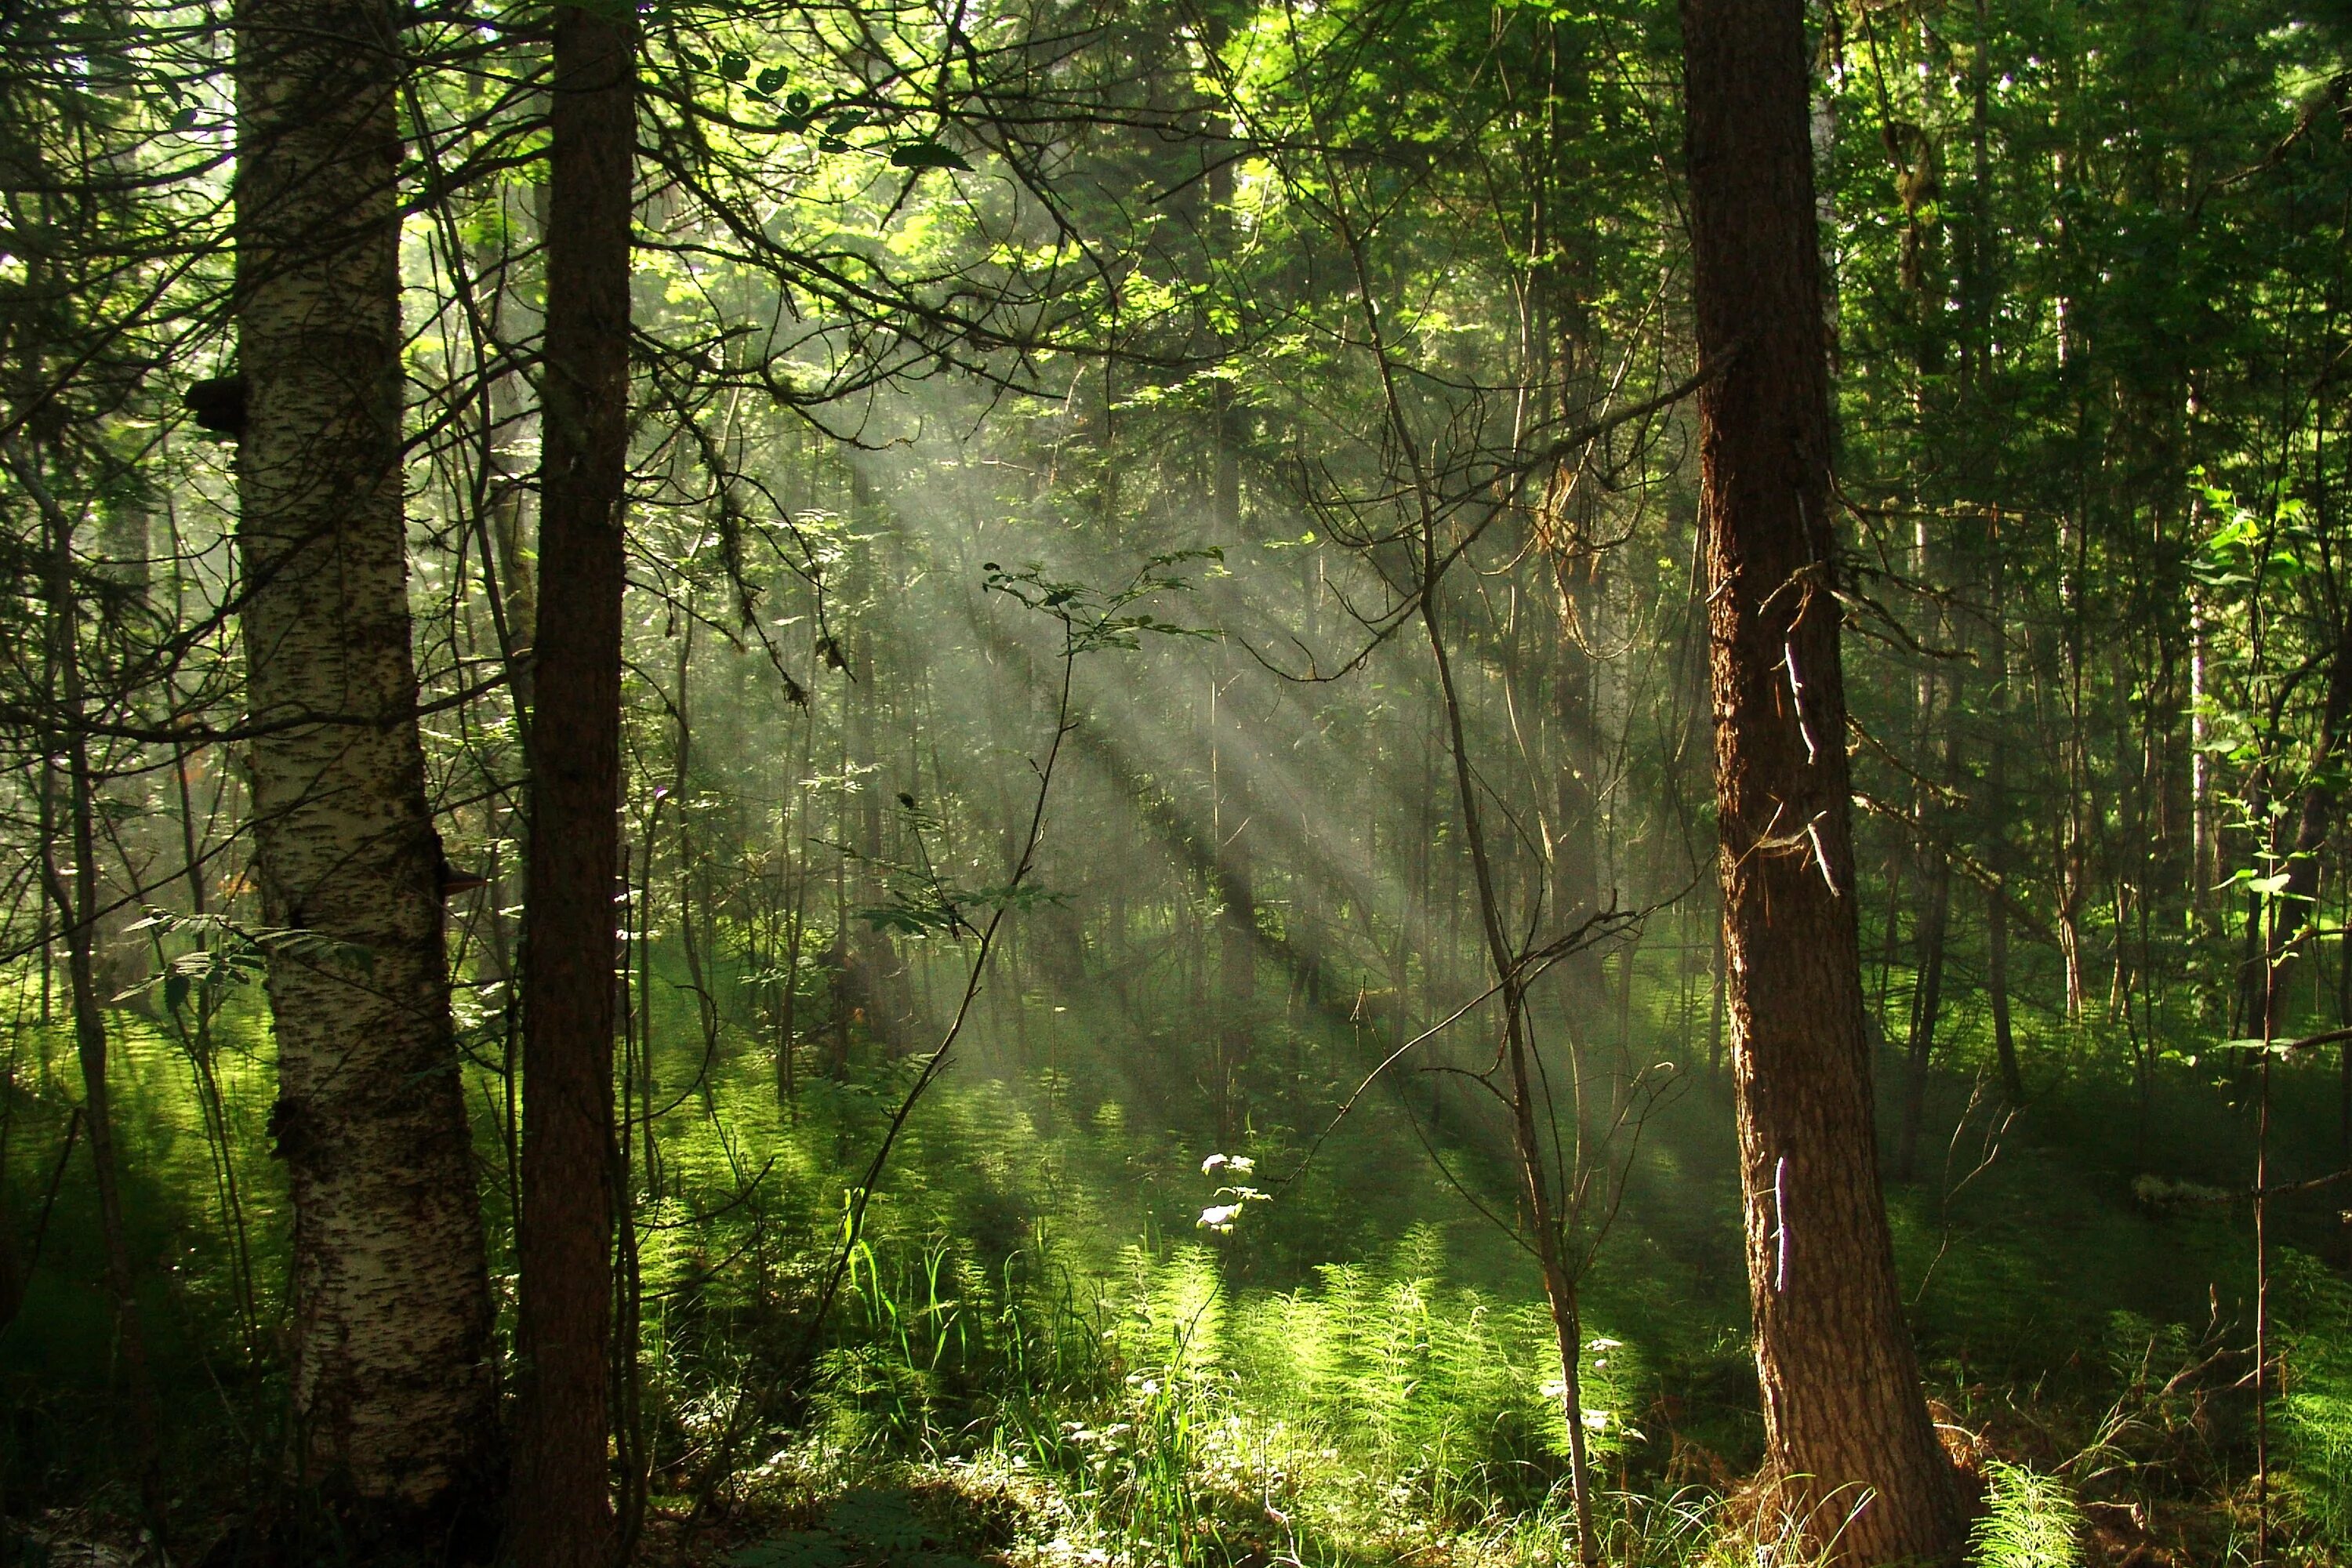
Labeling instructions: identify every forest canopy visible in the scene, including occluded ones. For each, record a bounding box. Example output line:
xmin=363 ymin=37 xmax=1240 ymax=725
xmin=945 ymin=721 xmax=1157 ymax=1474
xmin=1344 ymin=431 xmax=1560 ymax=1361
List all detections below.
xmin=5 ymin=0 xmax=2352 ymax=1565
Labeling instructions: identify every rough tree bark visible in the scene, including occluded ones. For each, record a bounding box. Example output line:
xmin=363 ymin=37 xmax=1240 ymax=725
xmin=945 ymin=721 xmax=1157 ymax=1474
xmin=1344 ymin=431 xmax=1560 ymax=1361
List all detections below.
xmin=232 ymin=0 xmax=497 ymax=1535
xmin=1679 ymin=0 xmax=1963 ymax=1559
xmin=514 ymin=5 xmax=635 ymax=1566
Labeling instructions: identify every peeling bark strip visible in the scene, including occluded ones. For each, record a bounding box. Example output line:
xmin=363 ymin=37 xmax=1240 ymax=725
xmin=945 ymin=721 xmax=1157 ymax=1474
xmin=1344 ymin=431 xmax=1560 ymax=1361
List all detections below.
xmin=233 ymin=0 xmax=498 ymax=1532
xmin=514 ymin=6 xmax=636 ymax=1567
xmin=1678 ymin=0 xmax=1963 ymax=1562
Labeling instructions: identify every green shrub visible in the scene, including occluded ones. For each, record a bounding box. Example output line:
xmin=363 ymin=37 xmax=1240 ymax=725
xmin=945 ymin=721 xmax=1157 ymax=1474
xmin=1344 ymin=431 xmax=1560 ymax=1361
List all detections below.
xmin=1966 ymin=1462 xmax=2083 ymax=1568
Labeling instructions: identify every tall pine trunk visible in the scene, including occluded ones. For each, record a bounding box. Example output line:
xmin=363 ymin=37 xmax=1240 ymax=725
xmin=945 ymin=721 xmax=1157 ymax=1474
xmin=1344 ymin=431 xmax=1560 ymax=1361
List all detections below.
xmin=233 ymin=0 xmax=496 ymax=1533
xmin=1679 ymin=0 xmax=1961 ymax=1558
xmin=514 ymin=6 xmax=635 ymax=1566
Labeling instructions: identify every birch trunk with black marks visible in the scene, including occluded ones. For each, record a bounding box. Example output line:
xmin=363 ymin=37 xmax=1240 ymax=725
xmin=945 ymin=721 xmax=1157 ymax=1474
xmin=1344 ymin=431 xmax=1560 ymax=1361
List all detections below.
xmin=233 ymin=0 xmax=497 ymax=1534
xmin=1679 ymin=0 xmax=1962 ymax=1558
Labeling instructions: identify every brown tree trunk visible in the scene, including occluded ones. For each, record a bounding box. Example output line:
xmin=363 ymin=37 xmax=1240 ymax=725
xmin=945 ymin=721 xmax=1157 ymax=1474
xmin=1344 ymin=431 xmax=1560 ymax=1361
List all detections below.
xmin=1214 ymin=677 xmax=1254 ymax=1145
xmin=53 ymin=724 xmax=168 ymax=1544
xmin=514 ymin=7 xmax=634 ymax=1567
xmin=1896 ymin=851 xmax=1951 ymax=1182
xmin=1552 ymin=564 xmax=1606 ymax=1017
xmin=2240 ymin=612 xmax=2352 ymax=1036
xmin=20 ymin=446 xmax=167 ymax=1540
xmin=1985 ymin=532 xmax=2024 ymax=1105
xmin=1207 ymin=101 xmax=1253 ymax=1127
xmin=1679 ymin=0 xmax=1962 ymax=1559
xmin=844 ymin=603 xmax=911 ymax=1051
xmin=2340 ymin=909 xmax=2352 ymax=1183
xmin=233 ymin=0 xmax=498 ymax=1534
xmin=1215 ymin=808 xmax=1254 ymax=1141
xmin=488 ymin=352 xmax=541 ymax=737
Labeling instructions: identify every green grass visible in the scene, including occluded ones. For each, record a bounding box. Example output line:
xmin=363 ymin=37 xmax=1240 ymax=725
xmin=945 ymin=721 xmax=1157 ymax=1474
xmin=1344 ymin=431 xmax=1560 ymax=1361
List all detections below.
xmin=9 ymin=934 xmax=2352 ymax=1565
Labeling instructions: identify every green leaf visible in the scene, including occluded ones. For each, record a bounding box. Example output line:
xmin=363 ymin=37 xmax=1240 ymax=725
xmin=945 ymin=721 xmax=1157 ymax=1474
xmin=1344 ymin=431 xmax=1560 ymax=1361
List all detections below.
xmin=889 ymin=140 xmax=972 ymax=172
xmin=755 ymin=64 xmax=789 ymax=95
xmin=858 ymin=903 xmax=946 ymax=935
xmin=719 ymin=51 xmax=750 ymax=82
xmin=169 ymin=105 xmax=198 ymax=130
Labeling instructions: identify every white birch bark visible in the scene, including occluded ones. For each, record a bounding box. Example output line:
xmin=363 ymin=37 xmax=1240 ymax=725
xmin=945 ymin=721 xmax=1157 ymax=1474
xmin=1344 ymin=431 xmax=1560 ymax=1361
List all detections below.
xmin=234 ymin=0 xmax=497 ymax=1516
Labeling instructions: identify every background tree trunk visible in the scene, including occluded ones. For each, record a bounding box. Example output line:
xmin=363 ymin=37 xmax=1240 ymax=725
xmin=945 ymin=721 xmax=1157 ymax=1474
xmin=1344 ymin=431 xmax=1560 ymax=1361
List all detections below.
xmin=1896 ymin=849 xmax=1951 ymax=1182
xmin=1985 ymin=531 xmax=2024 ymax=1104
xmin=514 ymin=6 xmax=635 ymax=1566
xmin=1214 ymin=677 xmax=1254 ymax=1145
xmin=2239 ymin=609 xmax=2352 ymax=1036
xmin=1207 ymin=97 xmax=1254 ymax=1142
xmin=233 ymin=0 xmax=497 ymax=1534
xmin=1679 ymin=0 xmax=1962 ymax=1558
xmin=18 ymin=445 xmax=169 ymax=1539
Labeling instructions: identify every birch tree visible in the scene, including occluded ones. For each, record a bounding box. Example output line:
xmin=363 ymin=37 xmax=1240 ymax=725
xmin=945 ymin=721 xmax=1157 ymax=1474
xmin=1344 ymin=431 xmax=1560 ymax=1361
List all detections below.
xmin=233 ymin=0 xmax=497 ymax=1535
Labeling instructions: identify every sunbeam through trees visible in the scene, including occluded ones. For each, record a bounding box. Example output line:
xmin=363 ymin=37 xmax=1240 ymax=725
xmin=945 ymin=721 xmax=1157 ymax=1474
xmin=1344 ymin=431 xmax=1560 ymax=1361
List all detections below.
xmin=9 ymin=1 xmax=2352 ymax=1565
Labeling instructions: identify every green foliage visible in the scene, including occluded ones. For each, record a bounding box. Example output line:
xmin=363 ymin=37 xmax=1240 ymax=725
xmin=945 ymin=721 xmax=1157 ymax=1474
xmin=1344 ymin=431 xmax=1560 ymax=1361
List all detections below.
xmin=773 ymin=1219 xmax=1660 ymax=1567
xmin=1966 ymin=1465 xmax=2084 ymax=1568
xmin=2275 ymin=1250 xmax=2352 ymax=1552
xmin=20 ymin=0 xmax=2352 ymax=1560
xmin=1225 ymin=1231 xmax=1640 ymax=1510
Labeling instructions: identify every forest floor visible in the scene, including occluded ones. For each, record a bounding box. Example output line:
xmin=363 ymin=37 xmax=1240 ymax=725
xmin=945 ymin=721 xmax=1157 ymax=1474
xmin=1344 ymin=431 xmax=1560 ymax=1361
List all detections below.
xmin=6 ymin=976 xmax=2352 ymax=1566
